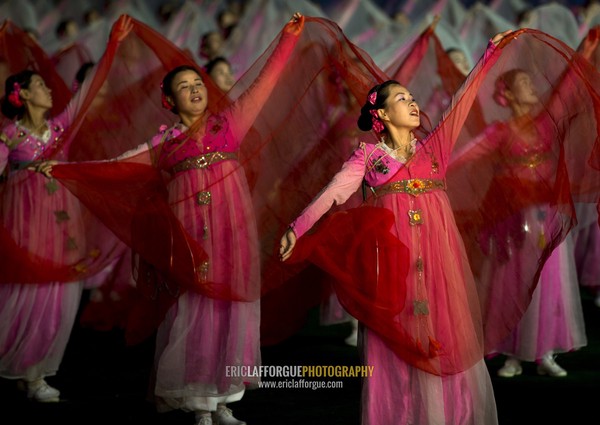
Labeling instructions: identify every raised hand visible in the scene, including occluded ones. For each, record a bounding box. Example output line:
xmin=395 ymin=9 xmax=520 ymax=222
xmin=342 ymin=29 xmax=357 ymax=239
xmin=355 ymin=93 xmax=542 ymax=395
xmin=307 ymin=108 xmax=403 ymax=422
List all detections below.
xmin=286 ymin=12 xmax=304 ymax=36
xmin=491 ymin=29 xmax=516 ymax=47
xmin=111 ymin=14 xmax=134 ymax=43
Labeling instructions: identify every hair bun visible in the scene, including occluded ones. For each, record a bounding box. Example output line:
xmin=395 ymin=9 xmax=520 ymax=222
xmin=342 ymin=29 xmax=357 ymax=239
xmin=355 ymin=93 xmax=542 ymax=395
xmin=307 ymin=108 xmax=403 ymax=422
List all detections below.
xmin=357 ymin=106 xmax=374 ymax=131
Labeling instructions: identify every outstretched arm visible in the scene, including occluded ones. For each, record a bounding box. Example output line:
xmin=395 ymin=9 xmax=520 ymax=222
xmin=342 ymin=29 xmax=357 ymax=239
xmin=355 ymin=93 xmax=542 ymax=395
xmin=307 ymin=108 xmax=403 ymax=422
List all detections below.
xmin=228 ymin=13 xmax=304 ymax=142
xmin=54 ymin=16 xmax=134 ymax=131
xmin=432 ymin=29 xmax=513 ymax=158
xmin=280 ymin=145 xmax=366 ymax=261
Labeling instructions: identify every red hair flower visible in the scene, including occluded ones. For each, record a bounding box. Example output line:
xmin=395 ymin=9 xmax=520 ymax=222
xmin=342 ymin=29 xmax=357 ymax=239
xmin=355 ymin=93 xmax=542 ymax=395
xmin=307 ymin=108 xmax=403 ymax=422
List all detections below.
xmin=367 ymin=91 xmax=384 ymax=133
xmin=8 ymin=82 xmax=22 ymax=108
xmin=160 ymin=82 xmax=172 ymax=110
xmin=368 ymin=92 xmax=377 ymax=105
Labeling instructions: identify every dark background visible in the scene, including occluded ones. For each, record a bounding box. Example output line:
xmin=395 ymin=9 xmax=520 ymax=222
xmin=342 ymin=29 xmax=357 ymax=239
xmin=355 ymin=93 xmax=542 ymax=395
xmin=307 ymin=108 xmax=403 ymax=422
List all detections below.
xmin=1 ymin=288 xmax=597 ymax=425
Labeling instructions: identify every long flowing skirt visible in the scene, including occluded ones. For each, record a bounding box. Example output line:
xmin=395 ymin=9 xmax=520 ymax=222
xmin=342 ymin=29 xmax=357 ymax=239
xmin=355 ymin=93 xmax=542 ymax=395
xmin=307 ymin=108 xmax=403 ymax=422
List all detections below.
xmin=0 ymin=171 xmax=85 ymax=381
xmin=153 ymin=163 xmax=261 ymax=412
xmin=493 ymin=234 xmax=587 ymax=360
xmin=361 ymin=328 xmax=498 ymax=425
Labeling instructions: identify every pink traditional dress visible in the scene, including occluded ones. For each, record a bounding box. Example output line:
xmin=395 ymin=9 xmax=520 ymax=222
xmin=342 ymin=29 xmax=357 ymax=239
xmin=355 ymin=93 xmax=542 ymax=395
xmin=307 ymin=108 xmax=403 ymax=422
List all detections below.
xmin=0 ymin=19 xmax=122 ymax=386
xmin=148 ymin=118 xmax=261 ymax=412
xmin=290 ymin=138 xmax=498 ymax=424
xmin=469 ymin=120 xmax=588 ymax=361
xmin=0 ymin=104 xmax=87 ymax=382
xmin=99 ymin=22 xmax=303 ymax=413
xmin=572 ymin=26 xmax=600 ymax=302
xmin=573 ymin=202 xmax=600 ymax=300
xmin=288 ymin=43 xmax=501 ymax=425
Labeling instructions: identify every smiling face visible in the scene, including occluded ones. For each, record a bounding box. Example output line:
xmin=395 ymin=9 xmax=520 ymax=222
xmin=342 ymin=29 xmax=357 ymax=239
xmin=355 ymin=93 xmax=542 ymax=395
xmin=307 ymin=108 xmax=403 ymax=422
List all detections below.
xmin=23 ymin=74 xmax=53 ymax=110
xmin=378 ymin=84 xmax=420 ymax=131
xmin=169 ymin=69 xmax=208 ymax=118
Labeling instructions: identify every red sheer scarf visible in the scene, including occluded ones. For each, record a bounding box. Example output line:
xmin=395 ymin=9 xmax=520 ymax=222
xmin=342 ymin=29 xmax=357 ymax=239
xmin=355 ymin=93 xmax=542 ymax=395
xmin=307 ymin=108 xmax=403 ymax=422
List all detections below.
xmin=48 ymin=15 xmax=234 ymax=343
xmin=580 ymin=26 xmax=600 ymax=225
xmin=385 ymin=20 xmax=469 ymax=132
xmin=447 ymin=29 xmax=600 ymax=353
xmin=274 ymin=28 xmax=600 ymax=374
xmin=0 ymin=20 xmax=71 ymax=124
xmin=48 ymin=15 xmax=382 ymax=343
xmin=38 ymin=17 xmax=600 ymax=372
xmin=241 ymin=19 xmax=390 ymax=346
xmin=51 ymin=42 xmax=94 ymax=89
xmin=0 ymin=20 xmax=96 ymax=284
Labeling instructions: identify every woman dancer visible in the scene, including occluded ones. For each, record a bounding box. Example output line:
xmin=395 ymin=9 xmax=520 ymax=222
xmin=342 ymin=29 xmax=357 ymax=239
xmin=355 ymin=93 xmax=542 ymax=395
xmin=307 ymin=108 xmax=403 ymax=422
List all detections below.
xmin=280 ymin=29 xmax=513 ymax=424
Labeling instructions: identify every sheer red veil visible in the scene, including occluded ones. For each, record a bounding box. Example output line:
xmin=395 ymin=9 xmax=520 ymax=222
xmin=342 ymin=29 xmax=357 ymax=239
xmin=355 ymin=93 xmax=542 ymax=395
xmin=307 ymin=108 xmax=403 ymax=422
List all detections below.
xmin=12 ymin=15 xmax=598 ymax=371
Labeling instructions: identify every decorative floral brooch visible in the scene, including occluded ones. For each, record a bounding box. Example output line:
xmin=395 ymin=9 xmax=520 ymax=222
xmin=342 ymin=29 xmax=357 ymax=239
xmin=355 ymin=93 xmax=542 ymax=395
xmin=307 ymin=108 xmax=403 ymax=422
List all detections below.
xmin=373 ymin=157 xmax=389 ymax=174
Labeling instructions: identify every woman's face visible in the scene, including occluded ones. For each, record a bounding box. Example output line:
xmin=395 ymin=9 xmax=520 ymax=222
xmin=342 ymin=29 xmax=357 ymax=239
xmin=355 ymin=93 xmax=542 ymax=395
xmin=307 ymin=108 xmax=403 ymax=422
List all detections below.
xmin=200 ymin=32 xmax=223 ymax=59
xmin=507 ymin=72 xmax=539 ymax=107
xmin=23 ymin=74 xmax=53 ymax=110
xmin=170 ymin=70 xmax=208 ymax=117
xmin=379 ymin=84 xmax=420 ymax=130
xmin=209 ymin=61 xmax=235 ymax=92
xmin=448 ymin=50 xmax=471 ymax=77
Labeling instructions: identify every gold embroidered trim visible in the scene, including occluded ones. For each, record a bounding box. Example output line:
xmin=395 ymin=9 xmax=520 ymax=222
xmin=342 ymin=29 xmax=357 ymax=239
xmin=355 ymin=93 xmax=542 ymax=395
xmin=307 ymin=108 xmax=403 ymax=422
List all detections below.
xmin=45 ymin=179 xmax=59 ymax=194
xmin=510 ymin=152 xmax=552 ymax=169
xmin=413 ymin=300 xmax=429 ymax=316
xmin=171 ymin=151 xmax=238 ymax=174
xmin=371 ymin=178 xmax=445 ymax=197
xmin=198 ymin=260 xmax=209 ymax=282
xmin=408 ymin=209 xmax=424 ymax=226
xmin=196 ymin=191 xmax=211 ymax=205
xmin=54 ymin=210 xmax=70 ymax=223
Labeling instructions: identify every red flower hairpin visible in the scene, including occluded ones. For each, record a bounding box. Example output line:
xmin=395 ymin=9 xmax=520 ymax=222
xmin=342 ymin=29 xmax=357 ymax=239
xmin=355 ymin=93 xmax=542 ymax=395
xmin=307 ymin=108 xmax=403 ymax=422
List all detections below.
xmin=160 ymin=82 xmax=172 ymax=110
xmin=8 ymin=82 xmax=23 ymax=108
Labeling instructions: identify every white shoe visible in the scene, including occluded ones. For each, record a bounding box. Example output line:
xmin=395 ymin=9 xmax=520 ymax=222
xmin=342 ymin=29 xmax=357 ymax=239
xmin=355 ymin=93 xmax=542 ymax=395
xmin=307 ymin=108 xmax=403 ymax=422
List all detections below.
xmin=26 ymin=379 xmax=60 ymax=402
xmin=497 ymin=358 xmax=522 ymax=378
xmin=213 ymin=406 xmax=246 ymax=425
xmin=344 ymin=328 xmax=358 ymax=346
xmin=196 ymin=416 xmax=213 ymax=425
xmin=537 ymin=355 xmax=567 ymax=377
xmin=345 ymin=318 xmax=358 ymax=346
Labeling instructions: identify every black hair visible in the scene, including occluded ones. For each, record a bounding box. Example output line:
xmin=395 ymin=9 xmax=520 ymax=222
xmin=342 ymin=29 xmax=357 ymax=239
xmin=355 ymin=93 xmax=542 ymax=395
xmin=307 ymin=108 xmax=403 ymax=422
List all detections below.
xmin=216 ymin=9 xmax=238 ymax=39
xmin=493 ymin=68 xmax=527 ymax=107
xmin=357 ymin=80 xmax=401 ymax=132
xmin=23 ymin=27 xmax=39 ymax=40
xmin=445 ymin=47 xmax=463 ymax=55
xmin=75 ymin=62 xmax=95 ymax=85
xmin=56 ymin=19 xmax=76 ymax=38
xmin=516 ymin=8 xmax=533 ymax=26
xmin=200 ymin=30 xmax=218 ymax=44
xmin=1 ymin=70 xmax=37 ymax=120
xmin=204 ymin=56 xmax=230 ymax=75
xmin=160 ymin=65 xmax=203 ymax=114
xmin=199 ymin=31 xmax=222 ymax=59
xmin=84 ymin=9 xmax=101 ymax=25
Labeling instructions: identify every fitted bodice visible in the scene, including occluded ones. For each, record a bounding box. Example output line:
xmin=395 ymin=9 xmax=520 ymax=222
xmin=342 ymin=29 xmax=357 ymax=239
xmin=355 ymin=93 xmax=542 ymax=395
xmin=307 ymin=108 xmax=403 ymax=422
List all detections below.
xmin=156 ymin=114 xmax=238 ymax=171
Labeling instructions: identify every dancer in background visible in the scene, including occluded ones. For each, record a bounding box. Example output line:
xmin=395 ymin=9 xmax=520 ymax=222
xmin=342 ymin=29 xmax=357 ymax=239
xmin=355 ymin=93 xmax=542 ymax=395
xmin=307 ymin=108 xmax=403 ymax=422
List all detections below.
xmin=204 ymin=56 xmax=235 ymax=93
xmin=0 ymin=16 xmax=131 ymax=404
xmin=449 ymin=32 xmax=600 ymax=378
xmin=483 ymin=68 xmax=587 ymax=378
xmin=0 ymin=68 xmax=115 ymax=402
